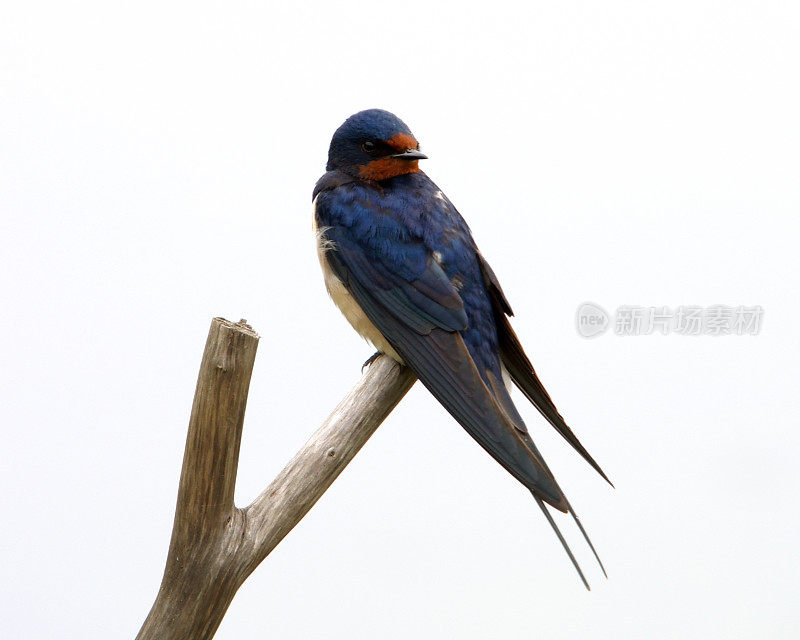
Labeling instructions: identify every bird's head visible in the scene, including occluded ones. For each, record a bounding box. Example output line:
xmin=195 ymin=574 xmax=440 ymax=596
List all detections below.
xmin=326 ymin=109 xmax=427 ymax=181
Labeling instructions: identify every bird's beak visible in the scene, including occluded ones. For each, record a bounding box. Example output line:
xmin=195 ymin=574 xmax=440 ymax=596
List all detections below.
xmin=391 ymin=149 xmax=428 ymax=160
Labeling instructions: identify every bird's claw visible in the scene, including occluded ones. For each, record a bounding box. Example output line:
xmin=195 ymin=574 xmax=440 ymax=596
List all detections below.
xmin=362 ymin=351 xmax=382 ymax=373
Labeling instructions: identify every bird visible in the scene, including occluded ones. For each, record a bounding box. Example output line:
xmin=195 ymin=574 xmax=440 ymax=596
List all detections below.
xmin=312 ymin=108 xmax=610 ymax=588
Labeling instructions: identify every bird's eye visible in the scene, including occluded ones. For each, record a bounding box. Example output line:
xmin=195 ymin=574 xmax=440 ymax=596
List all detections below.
xmin=362 ymin=141 xmax=377 ymax=153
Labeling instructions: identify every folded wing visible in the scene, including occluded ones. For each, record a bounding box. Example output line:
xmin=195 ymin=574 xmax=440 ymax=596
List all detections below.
xmin=321 ymin=225 xmax=569 ymax=511
xmin=477 ymin=253 xmax=612 ymax=485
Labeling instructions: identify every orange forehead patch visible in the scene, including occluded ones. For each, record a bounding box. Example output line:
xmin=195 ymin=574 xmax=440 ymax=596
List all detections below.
xmin=387 ymin=132 xmax=419 ymax=152
xmin=358 ymin=157 xmax=420 ymax=181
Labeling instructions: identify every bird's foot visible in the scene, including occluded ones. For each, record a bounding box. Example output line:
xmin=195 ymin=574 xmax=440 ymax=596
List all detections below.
xmin=362 ymin=351 xmax=382 ymax=372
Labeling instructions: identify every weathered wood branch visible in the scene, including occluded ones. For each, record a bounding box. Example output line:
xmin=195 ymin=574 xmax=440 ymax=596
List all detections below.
xmin=137 ymin=317 xmax=417 ymax=640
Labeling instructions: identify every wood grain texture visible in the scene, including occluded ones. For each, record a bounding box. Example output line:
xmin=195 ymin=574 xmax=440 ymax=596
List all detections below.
xmin=137 ymin=318 xmax=416 ymax=640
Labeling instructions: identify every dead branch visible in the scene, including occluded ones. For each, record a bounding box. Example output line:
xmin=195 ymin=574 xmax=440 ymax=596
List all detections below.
xmin=136 ymin=317 xmax=416 ymax=639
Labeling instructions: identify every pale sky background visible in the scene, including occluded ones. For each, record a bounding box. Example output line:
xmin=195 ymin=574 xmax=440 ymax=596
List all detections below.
xmin=2 ymin=2 xmax=799 ymax=638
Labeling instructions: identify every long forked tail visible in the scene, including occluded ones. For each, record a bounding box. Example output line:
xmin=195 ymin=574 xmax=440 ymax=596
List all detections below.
xmin=566 ymin=498 xmax=607 ymax=578
xmin=475 ymin=252 xmax=609 ymax=585
xmin=532 ymin=478 xmax=609 ymax=591
xmin=486 ymin=364 xmax=608 ymax=587
xmin=534 ymin=494 xmax=590 ymax=590
xmin=533 ymin=493 xmax=607 ymax=589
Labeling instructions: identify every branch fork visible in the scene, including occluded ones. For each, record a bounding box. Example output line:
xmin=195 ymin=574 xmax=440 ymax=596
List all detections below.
xmin=137 ymin=318 xmax=416 ymax=639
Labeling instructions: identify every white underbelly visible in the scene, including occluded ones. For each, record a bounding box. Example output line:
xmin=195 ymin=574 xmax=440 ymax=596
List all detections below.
xmin=313 ymin=202 xmax=404 ymax=363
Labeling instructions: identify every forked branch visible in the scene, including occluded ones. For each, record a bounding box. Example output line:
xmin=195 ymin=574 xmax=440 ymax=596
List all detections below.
xmin=137 ymin=318 xmax=416 ymax=640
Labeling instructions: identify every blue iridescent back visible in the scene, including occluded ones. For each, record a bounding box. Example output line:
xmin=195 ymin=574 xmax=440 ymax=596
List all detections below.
xmin=315 ymin=171 xmax=502 ymax=382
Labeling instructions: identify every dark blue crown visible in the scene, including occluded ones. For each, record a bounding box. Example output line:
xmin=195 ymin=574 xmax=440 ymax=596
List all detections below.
xmin=333 ymin=109 xmax=413 ymax=144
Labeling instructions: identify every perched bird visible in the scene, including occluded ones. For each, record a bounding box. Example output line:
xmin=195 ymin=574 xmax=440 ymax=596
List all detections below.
xmin=313 ymin=109 xmax=610 ymax=588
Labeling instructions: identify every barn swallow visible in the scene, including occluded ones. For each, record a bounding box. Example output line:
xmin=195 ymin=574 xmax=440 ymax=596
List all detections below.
xmin=313 ymin=109 xmax=611 ymax=588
